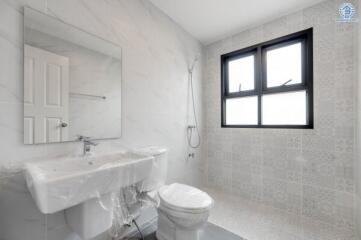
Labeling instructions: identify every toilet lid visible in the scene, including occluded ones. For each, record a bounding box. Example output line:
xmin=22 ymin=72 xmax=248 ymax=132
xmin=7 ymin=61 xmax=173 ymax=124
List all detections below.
xmin=158 ymin=183 xmax=213 ymax=212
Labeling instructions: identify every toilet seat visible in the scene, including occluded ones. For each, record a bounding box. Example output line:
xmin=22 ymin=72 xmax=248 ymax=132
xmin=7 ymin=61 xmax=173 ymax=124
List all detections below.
xmin=158 ymin=183 xmax=213 ymax=214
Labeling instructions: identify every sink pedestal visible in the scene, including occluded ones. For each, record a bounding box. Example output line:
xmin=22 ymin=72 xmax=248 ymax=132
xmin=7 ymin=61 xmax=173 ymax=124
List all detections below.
xmin=65 ymin=194 xmax=113 ymax=239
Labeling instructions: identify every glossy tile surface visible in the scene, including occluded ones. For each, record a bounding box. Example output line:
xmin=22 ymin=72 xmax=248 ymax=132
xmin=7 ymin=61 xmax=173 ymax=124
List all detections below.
xmin=0 ymin=0 xmax=204 ymax=239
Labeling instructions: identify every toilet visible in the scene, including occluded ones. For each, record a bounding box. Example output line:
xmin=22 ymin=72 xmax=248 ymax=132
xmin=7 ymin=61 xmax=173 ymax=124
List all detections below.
xmin=135 ymin=147 xmax=213 ymax=240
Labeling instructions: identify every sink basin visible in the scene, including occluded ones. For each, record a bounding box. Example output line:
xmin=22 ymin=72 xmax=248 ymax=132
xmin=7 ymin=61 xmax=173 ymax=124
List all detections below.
xmin=24 ymin=152 xmax=154 ymax=214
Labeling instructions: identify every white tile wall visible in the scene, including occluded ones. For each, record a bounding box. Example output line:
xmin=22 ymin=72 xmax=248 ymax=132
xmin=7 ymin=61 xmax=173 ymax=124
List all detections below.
xmin=204 ymin=0 xmax=358 ymax=236
xmin=0 ymin=0 xmax=204 ymax=239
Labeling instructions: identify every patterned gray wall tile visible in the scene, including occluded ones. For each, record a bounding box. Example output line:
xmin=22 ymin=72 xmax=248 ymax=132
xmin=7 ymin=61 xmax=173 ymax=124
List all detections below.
xmin=302 ymin=185 xmax=335 ymax=224
xmin=335 ymin=153 xmax=355 ymax=193
xmin=232 ymin=172 xmax=263 ymax=202
xmin=204 ymin=0 xmax=357 ymax=232
xmin=334 ymin=191 xmax=355 ymax=230
xmin=263 ymin=178 xmax=302 ymax=214
xmin=302 ymin=150 xmax=336 ymax=189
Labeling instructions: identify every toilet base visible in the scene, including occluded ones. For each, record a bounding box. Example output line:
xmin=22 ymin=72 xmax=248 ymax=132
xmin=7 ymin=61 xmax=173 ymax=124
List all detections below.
xmin=156 ymin=209 xmax=205 ymax=240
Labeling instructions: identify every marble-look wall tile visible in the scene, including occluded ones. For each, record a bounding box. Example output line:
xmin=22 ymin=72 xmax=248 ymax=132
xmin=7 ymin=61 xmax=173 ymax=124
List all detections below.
xmin=0 ymin=0 xmax=204 ymax=239
xmin=204 ymin=0 xmax=358 ymax=234
xmin=0 ymin=174 xmax=47 ymax=240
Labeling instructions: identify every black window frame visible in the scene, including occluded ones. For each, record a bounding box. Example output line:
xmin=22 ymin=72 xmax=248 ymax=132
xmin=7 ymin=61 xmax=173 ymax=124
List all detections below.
xmin=221 ymin=28 xmax=313 ymax=129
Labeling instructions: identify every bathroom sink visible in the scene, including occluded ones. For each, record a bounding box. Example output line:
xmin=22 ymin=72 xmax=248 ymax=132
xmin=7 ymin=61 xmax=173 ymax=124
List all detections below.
xmin=24 ymin=152 xmax=154 ymax=214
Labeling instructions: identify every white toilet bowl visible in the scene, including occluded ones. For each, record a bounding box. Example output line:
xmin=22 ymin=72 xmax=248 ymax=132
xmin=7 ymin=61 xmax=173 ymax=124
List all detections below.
xmin=156 ymin=183 xmax=213 ymax=240
xmin=133 ymin=147 xmax=213 ymax=240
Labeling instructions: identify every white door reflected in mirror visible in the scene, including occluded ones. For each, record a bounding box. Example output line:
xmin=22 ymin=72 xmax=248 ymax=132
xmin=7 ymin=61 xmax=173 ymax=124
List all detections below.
xmin=24 ymin=45 xmax=70 ymax=144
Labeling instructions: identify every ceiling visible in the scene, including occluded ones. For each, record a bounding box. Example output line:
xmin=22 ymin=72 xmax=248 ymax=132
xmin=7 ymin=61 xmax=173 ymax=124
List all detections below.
xmin=149 ymin=0 xmax=326 ymax=45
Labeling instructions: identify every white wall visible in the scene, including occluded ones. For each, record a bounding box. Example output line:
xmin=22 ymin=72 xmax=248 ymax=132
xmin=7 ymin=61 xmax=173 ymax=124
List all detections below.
xmin=0 ymin=0 xmax=204 ymax=239
xmin=204 ymin=0 xmax=358 ymax=235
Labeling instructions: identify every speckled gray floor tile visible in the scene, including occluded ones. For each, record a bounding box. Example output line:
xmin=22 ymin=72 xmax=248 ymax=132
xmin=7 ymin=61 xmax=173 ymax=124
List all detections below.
xmin=142 ymin=222 xmax=246 ymax=240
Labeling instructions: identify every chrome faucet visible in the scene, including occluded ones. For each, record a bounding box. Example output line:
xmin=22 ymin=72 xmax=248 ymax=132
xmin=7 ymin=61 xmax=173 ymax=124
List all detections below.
xmin=78 ymin=135 xmax=98 ymax=155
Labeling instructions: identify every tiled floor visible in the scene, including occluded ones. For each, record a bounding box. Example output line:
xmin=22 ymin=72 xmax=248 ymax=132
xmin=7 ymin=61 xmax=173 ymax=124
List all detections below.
xmin=143 ymin=222 xmax=244 ymax=240
xmin=204 ymin=188 xmax=357 ymax=240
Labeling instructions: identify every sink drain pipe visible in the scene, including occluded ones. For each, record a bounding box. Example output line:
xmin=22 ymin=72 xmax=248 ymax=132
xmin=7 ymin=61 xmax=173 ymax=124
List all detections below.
xmin=132 ymin=219 xmax=144 ymax=240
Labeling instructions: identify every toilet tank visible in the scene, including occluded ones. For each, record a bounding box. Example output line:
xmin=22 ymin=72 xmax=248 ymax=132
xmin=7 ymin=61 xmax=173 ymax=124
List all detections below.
xmin=134 ymin=146 xmax=168 ymax=192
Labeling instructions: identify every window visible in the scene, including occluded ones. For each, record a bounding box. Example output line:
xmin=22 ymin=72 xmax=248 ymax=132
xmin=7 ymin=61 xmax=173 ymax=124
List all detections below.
xmin=221 ymin=28 xmax=313 ymax=128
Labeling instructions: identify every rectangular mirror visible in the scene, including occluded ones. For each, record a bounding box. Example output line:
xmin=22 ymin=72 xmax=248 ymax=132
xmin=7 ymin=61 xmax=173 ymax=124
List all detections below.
xmin=23 ymin=7 xmax=122 ymax=144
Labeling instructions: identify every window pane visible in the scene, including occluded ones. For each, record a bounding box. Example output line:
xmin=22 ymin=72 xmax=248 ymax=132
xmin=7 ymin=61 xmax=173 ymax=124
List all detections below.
xmin=262 ymin=91 xmax=306 ymax=125
xmin=226 ymin=97 xmax=258 ymax=125
xmin=266 ymin=42 xmax=302 ymax=88
xmin=228 ymin=55 xmax=254 ymax=93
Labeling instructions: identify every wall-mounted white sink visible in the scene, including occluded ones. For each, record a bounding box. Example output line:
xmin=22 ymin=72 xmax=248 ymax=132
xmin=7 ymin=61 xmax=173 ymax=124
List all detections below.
xmin=24 ymin=152 xmax=154 ymax=214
